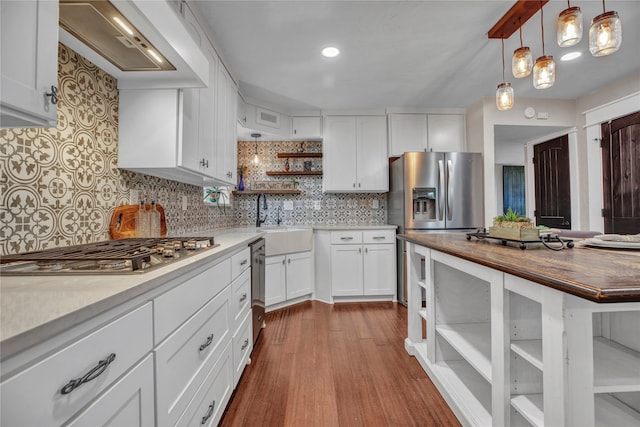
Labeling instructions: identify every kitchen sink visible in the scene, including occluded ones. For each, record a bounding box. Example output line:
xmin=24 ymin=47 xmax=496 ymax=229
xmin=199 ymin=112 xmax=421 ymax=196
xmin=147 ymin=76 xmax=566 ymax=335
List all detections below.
xmin=260 ymin=227 xmax=313 ymax=256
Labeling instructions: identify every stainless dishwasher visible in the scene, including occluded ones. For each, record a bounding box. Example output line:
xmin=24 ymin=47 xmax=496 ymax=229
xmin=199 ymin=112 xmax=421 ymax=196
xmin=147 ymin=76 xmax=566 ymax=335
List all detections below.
xmin=250 ymin=238 xmax=265 ymax=345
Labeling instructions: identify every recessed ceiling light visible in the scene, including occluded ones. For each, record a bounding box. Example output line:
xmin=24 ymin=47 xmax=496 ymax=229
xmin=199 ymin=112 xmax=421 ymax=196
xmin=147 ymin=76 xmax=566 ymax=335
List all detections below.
xmin=560 ymin=51 xmax=582 ymax=61
xmin=322 ymin=46 xmax=340 ymax=58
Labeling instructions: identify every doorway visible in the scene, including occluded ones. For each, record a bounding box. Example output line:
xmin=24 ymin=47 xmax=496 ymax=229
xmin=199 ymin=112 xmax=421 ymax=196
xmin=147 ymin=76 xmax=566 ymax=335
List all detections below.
xmin=601 ymin=111 xmax=640 ymax=234
xmin=533 ymin=135 xmax=571 ymax=229
xmin=503 ymin=165 xmax=526 ymax=216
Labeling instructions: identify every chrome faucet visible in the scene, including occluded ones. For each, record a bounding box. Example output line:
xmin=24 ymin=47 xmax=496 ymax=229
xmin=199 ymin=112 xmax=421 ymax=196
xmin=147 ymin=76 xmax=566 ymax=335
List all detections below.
xmin=256 ymin=194 xmax=266 ymax=227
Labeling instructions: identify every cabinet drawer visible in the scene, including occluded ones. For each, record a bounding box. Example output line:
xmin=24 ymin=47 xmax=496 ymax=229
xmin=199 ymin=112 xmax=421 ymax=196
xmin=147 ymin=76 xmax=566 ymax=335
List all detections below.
xmin=174 ymin=342 xmax=233 ymax=427
xmin=66 ymin=354 xmax=155 ymax=427
xmin=330 ymin=230 xmax=363 ymax=244
xmin=0 ymin=303 xmax=153 ymax=427
xmin=155 ymin=285 xmax=231 ymax=427
xmin=363 ymin=229 xmax=396 ymax=244
xmin=232 ymin=310 xmax=253 ymax=386
xmin=231 ymin=247 xmax=251 ymax=280
xmin=232 ymin=268 xmax=251 ymax=331
xmin=154 ymin=258 xmax=231 ymax=343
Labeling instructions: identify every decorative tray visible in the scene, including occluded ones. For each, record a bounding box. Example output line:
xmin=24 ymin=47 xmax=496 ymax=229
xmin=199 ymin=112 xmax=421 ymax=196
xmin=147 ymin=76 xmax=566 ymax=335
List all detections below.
xmin=582 ymin=235 xmax=640 ymax=250
xmin=466 ymin=229 xmax=574 ymax=250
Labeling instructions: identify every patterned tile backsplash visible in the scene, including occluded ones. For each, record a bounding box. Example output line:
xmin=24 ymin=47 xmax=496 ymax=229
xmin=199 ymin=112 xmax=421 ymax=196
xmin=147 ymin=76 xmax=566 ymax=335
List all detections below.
xmin=0 ymin=44 xmax=386 ymax=257
xmin=234 ymin=141 xmax=387 ymax=227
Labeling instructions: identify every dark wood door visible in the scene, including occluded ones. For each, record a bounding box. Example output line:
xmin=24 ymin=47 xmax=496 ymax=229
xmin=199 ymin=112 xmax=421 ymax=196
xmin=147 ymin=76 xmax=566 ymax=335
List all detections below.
xmin=533 ymin=135 xmax=571 ymax=229
xmin=601 ymin=111 xmax=640 ymax=234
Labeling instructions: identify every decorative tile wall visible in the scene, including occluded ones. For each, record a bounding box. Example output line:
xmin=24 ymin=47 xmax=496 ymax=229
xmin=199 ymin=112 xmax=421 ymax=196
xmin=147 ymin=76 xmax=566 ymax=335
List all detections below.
xmin=0 ymin=44 xmax=232 ymax=256
xmin=234 ymin=141 xmax=387 ymax=227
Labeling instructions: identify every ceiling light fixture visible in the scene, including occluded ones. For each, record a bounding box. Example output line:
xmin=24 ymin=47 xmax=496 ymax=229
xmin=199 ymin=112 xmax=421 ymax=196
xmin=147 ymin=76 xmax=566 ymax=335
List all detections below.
xmin=321 ymin=46 xmax=340 ymax=58
xmin=497 ymin=38 xmax=514 ymax=111
xmin=589 ymin=0 xmax=622 ymax=57
xmin=557 ymin=1 xmax=583 ymax=47
xmin=251 ymin=133 xmax=261 ymax=165
xmin=512 ymin=20 xmax=533 ymax=78
xmin=533 ymin=1 xmax=555 ymax=89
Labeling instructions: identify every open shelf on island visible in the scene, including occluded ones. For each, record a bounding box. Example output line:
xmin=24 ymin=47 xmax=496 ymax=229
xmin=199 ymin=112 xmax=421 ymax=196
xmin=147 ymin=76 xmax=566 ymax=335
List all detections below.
xmin=511 ymin=340 xmax=543 ymax=371
xmin=265 ymin=171 xmax=322 ymax=176
xmin=596 ymin=394 xmax=640 ymax=426
xmin=277 ymin=152 xmax=322 ymax=158
xmin=232 ymin=190 xmax=302 ymax=195
xmin=511 ymin=394 xmax=544 ymax=427
xmin=594 ymin=337 xmax=640 ymax=393
xmin=436 ymin=323 xmax=492 ymax=382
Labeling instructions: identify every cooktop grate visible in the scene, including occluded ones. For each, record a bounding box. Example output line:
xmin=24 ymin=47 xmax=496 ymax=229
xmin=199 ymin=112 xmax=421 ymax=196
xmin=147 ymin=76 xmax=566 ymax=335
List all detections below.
xmin=1 ymin=237 xmax=215 ymax=272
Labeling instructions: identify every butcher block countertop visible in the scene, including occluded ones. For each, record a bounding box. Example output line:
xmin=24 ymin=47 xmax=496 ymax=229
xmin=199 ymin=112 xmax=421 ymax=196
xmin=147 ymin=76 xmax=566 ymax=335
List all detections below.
xmin=398 ymin=232 xmax=640 ymax=303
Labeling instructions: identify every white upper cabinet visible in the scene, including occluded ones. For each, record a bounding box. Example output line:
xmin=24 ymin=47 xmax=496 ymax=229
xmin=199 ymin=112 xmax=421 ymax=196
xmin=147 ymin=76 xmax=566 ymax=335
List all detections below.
xmin=214 ymin=66 xmax=238 ymax=185
xmin=323 ymin=115 xmax=388 ymax=192
xmin=388 ymin=113 xmax=467 ymax=155
xmin=388 ymin=114 xmax=428 ymax=156
xmin=291 ymin=116 xmax=322 ymax=140
xmin=427 ymin=114 xmax=466 ymax=152
xmin=1 ymin=0 xmax=58 ymax=128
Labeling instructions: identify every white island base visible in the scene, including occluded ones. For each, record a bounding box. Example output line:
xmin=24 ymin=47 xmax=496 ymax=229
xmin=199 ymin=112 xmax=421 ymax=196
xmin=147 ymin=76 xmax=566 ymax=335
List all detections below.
xmin=404 ymin=242 xmax=640 ymax=427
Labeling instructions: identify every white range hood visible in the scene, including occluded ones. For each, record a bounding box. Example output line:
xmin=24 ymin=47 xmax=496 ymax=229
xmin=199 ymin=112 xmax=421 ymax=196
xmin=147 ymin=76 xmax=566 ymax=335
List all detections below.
xmin=59 ymin=0 xmax=208 ymax=89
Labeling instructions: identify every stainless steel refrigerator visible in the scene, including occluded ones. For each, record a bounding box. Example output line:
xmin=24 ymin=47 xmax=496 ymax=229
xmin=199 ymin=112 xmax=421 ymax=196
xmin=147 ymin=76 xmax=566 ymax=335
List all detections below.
xmin=389 ymin=152 xmax=484 ymax=305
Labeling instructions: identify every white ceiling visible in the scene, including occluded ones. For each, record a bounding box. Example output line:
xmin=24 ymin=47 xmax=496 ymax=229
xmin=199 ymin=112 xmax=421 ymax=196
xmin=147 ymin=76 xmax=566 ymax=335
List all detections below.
xmin=192 ymin=0 xmax=640 ymax=115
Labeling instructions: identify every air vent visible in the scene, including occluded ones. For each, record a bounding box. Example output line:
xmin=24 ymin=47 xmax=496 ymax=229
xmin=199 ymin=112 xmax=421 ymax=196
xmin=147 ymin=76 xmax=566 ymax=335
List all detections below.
xmin=256 ymin=107 xmax=281 ymax=129
xmin=59 ymin=0 xmax=175 ymax=72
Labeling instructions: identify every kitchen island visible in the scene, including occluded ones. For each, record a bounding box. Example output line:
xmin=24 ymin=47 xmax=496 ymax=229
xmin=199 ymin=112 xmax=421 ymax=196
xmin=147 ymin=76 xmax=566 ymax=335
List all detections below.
xmin=398 ymin=232 xmax=640 ymax=427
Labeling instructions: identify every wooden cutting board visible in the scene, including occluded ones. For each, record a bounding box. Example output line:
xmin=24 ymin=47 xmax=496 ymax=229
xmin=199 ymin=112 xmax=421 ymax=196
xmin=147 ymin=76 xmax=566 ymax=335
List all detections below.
xmin=109 ymin=204 xmax=167 ymax=239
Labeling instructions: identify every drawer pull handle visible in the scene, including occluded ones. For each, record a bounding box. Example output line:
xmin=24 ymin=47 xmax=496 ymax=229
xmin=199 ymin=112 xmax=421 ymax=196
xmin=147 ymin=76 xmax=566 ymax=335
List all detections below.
xmin=240 ymin=259 xmax=248 ymax=266
xmin=372 ymin=236 xmax=386 ymax=240
xmin=340 ymin=237 xmax=353 ymax=240
xmin=240 ymin=293 xmax=248 ymax=303
xmin=60 ymin=353 xmax=116 ymax=395
xmin=201 ymin=400 xmax=215 ymax=425
xmin=241 ymin=338 xmax=249 ymax=351
xmin=199 ymin=334 xmax=214 ymax=351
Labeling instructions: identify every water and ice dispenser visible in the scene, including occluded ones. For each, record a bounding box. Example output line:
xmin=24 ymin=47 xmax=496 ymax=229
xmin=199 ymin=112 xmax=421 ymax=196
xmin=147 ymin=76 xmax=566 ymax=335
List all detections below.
xmin=412 ymin=188 xmax=437 ymax=221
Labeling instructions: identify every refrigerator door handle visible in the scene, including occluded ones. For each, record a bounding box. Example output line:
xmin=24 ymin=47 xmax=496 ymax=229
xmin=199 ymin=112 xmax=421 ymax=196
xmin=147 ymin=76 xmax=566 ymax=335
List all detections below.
xmin=447 ymin=159 xmax=453 ymax=221
xmin=438 ymin=159 xmax=445 ymax=220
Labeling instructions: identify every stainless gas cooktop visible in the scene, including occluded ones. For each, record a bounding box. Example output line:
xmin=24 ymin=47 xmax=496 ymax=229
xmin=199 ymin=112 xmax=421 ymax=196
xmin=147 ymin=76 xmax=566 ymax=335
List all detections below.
xmin=0 ymin=237 xmax=218 ymax=275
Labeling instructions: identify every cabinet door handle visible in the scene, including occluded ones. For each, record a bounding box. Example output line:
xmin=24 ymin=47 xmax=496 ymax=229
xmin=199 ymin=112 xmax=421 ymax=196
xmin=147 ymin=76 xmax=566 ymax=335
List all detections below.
xmin=358 ymin=247 xmax=362 ymax=253
xmin=353 ymin=183 xmax=356 ymax=188
xmin=365 ymin=248 xmax=368 ymax=253
xmin=240 ymin=259 xmax=248 ymax=266
xmin=282 ymin=259 xmax=286 ymax=265
xmin=200 ymin=158 xmax=209 ymax=168
xmin=288 ymin=258 xmax=291 ymax=264
xmin=199 ymin=334 xmax=214 ymax=351
xmin=45 ymin=85 xmax=58 ymax=105
xmin=241 ymin=338 xmax=249 ymax=351
xmin=340 ymin=237 xmax=353 ymax=241
xmin=60 ymin=353 xmax=116 ymax=395
xmin=240 ymin=293 xmax=247 ymax=303
xmin=201 ymin=400 xmax=215 ymax=425
xmin=227 ymin=171 xmax=233 ymax=178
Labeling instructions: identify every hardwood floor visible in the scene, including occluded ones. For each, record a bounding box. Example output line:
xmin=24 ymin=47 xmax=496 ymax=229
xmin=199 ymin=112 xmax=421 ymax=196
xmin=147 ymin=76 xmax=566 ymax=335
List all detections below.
xmin=220 ymin=301 xmax=460 ymax=427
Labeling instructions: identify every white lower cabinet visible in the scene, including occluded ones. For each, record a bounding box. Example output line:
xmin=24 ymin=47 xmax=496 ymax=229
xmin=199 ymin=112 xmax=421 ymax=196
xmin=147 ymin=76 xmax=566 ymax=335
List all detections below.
xmin=0 ymin=245 xmax=256 ymax=427
xmin=265 ymin=251 xmax=313 ymax=307
xmin=66 ymin=354 xmax=155 ymax=427
xmin=0 ymin=303 xmax=153 ymax=426
xmin=330 ymin=230 xmax=396 ymax=297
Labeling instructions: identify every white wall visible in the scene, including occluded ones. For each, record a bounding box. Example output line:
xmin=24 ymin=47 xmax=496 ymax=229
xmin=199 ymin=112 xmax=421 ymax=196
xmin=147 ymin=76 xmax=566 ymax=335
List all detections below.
xmin=471 ymin=72 xmax=640 ymax=231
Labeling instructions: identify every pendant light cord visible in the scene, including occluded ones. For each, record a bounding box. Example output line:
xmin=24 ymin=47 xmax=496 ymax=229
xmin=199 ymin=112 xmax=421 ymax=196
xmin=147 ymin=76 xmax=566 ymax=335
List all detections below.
xmin=540 ymin=0 xmax=545 ymax=55
xmin=602 ymin=0 xmax=606 ymax=13
xmin=518 ymin=18 xmax=523 ymax=48
xmin=501 ymin=37 xmax=506 ymax=82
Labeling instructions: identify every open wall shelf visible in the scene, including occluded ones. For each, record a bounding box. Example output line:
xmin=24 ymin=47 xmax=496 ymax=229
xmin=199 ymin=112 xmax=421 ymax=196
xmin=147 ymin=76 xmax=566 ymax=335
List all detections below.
xmin=276 ymin=152 xmax=322 ymax=158
xmin=265 ymin=171 xmax=322 ymax=176
xmin=232 ymin=190 xmax=301 ymax=195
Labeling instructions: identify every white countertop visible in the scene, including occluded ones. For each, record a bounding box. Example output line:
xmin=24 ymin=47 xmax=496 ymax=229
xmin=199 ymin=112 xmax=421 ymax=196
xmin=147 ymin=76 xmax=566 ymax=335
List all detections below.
xmin=0 ymin=231 xmax=264 ymax=361
xmin=0 ymin=224 xmax=396 ymax=360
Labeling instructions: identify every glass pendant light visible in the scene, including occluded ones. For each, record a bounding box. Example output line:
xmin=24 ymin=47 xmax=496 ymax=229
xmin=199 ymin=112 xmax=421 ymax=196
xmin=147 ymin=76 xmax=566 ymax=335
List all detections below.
xmin=557 ymin=1 xmax=583 ymax=47
xmin=589 ymin=0 xmax=622 ymax=56
xmin=251 ymin=133 xmax=260 ymax=165
xmin=497 ymin=38 xmax=514 ymax=111
xmin=512 ymin=20 xmax=533 ymax=78
xmin=533 ymin=2 xmax=556 ymax=89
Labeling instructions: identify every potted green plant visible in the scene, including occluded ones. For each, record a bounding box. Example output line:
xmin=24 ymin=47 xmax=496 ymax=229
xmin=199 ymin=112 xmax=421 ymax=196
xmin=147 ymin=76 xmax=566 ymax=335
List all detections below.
xmin=203 ymin=186 xmax=229 ymax=213
xmin=489 ymin=208 xmax=538 ymax=240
